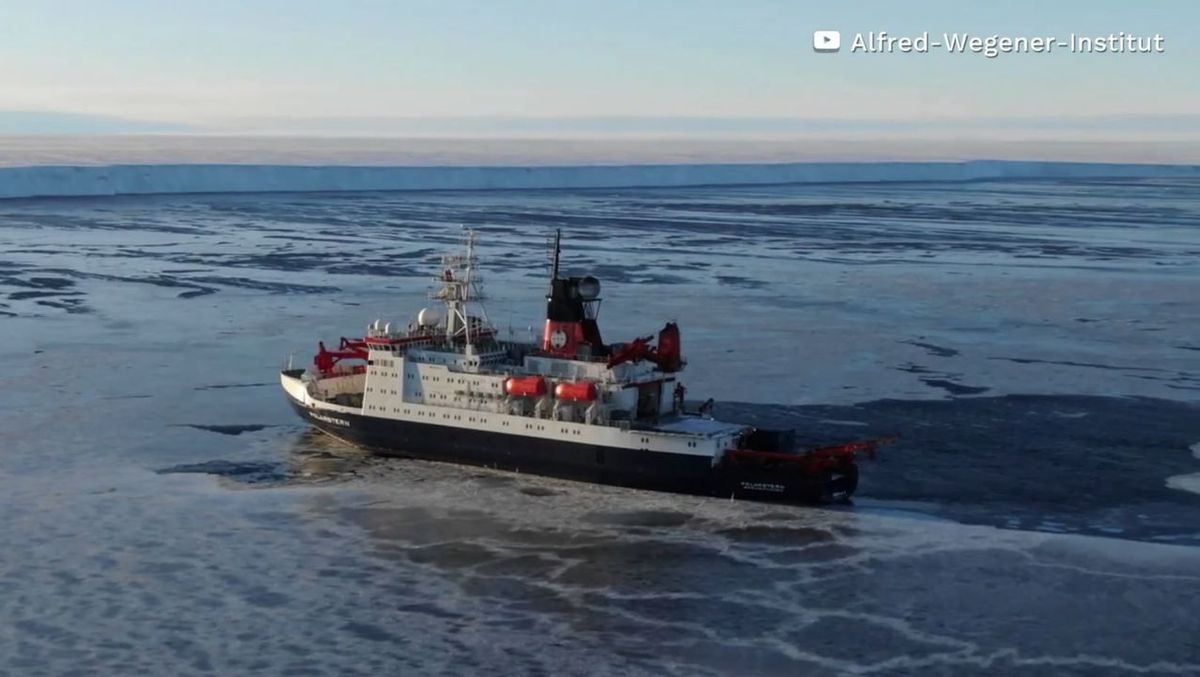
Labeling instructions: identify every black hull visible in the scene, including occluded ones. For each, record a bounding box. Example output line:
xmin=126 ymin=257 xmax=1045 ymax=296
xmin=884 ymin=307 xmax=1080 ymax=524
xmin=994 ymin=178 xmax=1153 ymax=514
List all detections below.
xmin=286 ymin=395 xmax=854 ymax=504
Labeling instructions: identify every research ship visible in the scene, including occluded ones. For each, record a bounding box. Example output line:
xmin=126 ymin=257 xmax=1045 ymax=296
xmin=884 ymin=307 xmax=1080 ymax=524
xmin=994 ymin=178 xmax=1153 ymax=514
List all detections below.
xmin=281 ymin=230 xmax=889 ymax=503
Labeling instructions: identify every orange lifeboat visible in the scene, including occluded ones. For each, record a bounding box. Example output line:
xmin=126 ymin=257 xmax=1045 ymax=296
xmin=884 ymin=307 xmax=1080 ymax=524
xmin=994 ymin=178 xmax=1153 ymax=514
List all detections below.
xmin=554 ymin=381 xmax=597 ymax=402
xmin=504 ymin=376 xmax=547 ymax=397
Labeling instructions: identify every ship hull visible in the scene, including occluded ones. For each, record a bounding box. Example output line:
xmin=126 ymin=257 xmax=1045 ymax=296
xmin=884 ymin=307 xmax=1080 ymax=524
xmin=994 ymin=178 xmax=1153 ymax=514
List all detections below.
xmin=284 ymin=389 xmax=852 ymax=504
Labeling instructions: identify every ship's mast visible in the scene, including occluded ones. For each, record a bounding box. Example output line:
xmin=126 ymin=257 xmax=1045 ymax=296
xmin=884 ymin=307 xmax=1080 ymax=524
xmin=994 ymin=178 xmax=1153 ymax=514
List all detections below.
xmin=434 ymin=228 xmax=490 ymax=346
xmin=548 ymin=228 xmax=561 ymax=288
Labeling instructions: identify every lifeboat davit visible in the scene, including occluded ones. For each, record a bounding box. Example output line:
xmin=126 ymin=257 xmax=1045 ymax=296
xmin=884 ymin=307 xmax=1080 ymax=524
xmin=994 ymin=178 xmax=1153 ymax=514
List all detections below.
xmin=504 ymin=376 xmax=548 ymax=397
xmin=554 ymin=381 xmax=597 ymax=402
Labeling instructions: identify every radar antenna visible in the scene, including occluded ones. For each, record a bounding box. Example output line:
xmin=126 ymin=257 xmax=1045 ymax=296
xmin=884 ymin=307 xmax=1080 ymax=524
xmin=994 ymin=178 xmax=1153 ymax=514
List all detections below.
xmin=433 ymin=228 xmax=491 ymax=345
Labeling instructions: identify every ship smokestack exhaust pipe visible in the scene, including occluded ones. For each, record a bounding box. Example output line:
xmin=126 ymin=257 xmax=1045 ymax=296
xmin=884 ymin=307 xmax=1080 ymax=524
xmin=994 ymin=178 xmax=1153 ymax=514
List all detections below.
xmin=542 ymin=229 xmax=606 ymax=357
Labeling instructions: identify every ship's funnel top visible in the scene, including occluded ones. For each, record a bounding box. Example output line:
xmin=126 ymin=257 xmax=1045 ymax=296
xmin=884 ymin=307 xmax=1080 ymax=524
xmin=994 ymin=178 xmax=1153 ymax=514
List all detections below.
xmin=543 ymin=231 xmax=606 ymax=357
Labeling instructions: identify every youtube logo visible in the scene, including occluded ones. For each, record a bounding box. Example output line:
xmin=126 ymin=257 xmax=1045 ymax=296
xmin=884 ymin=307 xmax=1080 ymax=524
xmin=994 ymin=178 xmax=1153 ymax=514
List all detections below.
xmin=813 ymin=30 xmax=841 ymax=52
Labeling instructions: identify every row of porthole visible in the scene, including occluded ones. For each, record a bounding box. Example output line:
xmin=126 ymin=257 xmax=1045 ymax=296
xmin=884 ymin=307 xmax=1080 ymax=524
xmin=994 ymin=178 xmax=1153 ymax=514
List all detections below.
xmin=449 ymin=376 xmax=499 ymax=388
xmin=403 ymin=409 xmax=494 ymax=424
xmin=367 ymin=404 xmax=594 ymax=438
xmin=369 ymin=407 xmax=611 ymax=444
xmin=364 ymin=402 xmax=695 ymax=451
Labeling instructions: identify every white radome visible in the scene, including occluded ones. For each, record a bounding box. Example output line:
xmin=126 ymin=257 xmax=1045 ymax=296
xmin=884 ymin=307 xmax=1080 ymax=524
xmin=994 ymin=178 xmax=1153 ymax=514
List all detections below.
xmin=418 ymin=307 xmax=442 ymax=327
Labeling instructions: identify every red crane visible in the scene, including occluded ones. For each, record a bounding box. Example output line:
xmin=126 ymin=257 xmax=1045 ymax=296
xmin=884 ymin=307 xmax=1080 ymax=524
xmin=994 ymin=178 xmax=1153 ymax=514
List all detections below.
xmin=314 ymin=337 xmax=369 ymax=376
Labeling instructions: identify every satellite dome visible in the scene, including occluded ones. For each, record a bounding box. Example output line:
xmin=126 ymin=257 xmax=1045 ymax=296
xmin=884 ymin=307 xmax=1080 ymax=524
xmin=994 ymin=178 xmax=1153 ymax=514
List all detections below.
xmin=417 ymin=307 xmax=441 ymax=327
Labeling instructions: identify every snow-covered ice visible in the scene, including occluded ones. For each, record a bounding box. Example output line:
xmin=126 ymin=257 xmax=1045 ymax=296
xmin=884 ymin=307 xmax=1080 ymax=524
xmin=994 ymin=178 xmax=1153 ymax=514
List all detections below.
xmin=1166 ymin=442 xmax=1200 ymax=497
xmin=1 ymin=177 xmax=1198 ymax=675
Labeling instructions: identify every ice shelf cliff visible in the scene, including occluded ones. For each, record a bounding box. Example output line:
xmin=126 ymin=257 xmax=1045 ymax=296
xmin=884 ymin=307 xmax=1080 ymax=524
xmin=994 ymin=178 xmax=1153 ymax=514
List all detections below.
xmin=1 ymin=161 xmax=1196 ymax=199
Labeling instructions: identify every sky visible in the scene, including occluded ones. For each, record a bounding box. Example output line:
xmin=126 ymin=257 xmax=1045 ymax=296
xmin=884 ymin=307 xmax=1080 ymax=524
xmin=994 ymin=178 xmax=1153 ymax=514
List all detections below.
xmin=0 ymin=0 xmax=1197 ymax=137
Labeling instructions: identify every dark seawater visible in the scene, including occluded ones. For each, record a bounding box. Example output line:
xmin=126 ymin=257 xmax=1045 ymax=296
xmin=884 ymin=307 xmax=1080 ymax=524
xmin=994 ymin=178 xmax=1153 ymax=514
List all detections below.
xmin=1 ymin=179 xmax=1199 ymax=676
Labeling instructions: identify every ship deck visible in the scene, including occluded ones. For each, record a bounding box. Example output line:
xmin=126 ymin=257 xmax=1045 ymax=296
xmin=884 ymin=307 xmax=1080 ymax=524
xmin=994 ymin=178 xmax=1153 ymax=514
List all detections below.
xmin=643 ymin=415 xmax=747 ymax=437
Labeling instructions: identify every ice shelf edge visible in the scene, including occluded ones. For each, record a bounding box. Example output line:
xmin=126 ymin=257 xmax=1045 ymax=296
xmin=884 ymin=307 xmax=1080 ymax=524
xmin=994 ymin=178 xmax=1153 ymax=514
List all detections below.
xmin=1 ymin=160 xmax=1197 ymax=199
